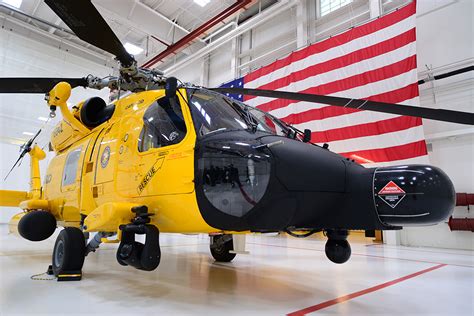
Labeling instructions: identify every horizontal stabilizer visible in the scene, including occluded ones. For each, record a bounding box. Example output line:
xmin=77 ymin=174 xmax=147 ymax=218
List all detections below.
xmin=0 ymin=190 xmax=28 ymax=207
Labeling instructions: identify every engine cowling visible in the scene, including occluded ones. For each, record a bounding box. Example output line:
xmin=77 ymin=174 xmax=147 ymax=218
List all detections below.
xmin=80 ymin=97 xmax=115 ymax=128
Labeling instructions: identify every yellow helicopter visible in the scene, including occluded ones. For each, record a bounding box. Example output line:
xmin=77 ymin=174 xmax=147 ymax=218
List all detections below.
xmin=0 ymin=0 xmax=473 ymax=281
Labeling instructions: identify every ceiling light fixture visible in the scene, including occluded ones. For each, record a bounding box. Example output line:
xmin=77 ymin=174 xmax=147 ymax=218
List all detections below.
xmin=124 ymin=42 xmax=144 ymax=55
xmin=2 ymin=0 xmax=23 ymax=9
xmin=194 ymin=0 xmax=210 ymax=7
xmin=2 ymin=0 xmax=22 ymax=9
xmin=22 ymin=131 xmax=34 ymax=136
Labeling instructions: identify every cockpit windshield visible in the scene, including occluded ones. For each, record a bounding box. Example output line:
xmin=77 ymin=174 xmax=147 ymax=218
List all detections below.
xmin=186 ymin=88 xmax=289 ymax=138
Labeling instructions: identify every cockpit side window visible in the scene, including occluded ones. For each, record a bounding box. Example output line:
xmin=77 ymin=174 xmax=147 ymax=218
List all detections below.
xmin=187 ymin=89 xmax=248 ymax=137
xmin=138 ymin=97 xmax=187 ymax=152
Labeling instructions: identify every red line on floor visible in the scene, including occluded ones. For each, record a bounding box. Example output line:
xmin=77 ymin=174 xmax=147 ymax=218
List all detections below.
xmin=364 ymin=243 xmax=474 ymax=256
xmin=247 ymin=242 xmax=474 ymax=268
xmin=286 ymin=263 xmax=446 ymax=316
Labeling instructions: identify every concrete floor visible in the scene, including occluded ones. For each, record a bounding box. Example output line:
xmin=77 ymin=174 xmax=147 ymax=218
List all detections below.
xmin=0 ymin=225 xmax=472 ymax=316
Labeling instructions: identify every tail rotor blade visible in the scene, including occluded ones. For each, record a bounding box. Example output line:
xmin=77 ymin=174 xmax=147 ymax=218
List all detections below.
xmin=4 ymin=155 xmax=24 ymax=181
xmin=4 ymin=129 xmax=42 ymax=181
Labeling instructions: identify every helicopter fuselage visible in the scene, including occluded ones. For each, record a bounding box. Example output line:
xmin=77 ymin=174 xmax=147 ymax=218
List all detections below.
xmin=43 ymin=89 xmax=218 ymax=233
xmin=38 ymin=87 xmax=455 ymax=236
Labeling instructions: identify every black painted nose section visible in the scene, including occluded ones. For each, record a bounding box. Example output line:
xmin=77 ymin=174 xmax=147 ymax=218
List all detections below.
xmin=374 ymin=165 xmax=455 ymax=226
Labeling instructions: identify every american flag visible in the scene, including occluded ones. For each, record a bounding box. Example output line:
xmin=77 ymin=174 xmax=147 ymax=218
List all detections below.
xmin=220 ymin=1 xmax=428 ymax=167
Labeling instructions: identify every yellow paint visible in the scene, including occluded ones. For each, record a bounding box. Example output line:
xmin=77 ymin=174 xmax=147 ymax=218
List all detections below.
xmin=28 ymin=145 xmax=46 ymax=200
xmin=0 ymin=190 xmax=27 ymax=207
xmin=18 ymin=199 xmax=49 ymax=210
xmin=83 ymin=202 xmax=138 ymax=232
xmin=20 ymin=84 xmax=222 ymax=238
xmin=101 ymin=238 xmax=120 ymax=243
xmin=1 ymin=145 xmax=48 ymax=211
xmin=47 ymin=82 xmax=89 ymax=134
xmin=8 ymin=212 xmax=25 ymax=236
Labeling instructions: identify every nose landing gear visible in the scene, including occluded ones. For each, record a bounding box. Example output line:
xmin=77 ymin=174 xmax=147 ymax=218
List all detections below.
xmin=324 ymin=229 xmax=351 ymax=264
xmin=210 ymin=234 xmax=236 ymax=262
xmin=116 ymin=206 xmax=161 ymax=271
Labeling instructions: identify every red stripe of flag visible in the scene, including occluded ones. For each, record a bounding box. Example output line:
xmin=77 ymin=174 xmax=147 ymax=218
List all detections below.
xmin=246 ymin=28 xmax=416 ymax=101
xmin=339 ymin=140 xmax=427 ymax=163
xmin=245 ymin=1 xmax=416 ymax=83
xmin=311 ymin=116 xmax=422 ymax=143
xmin=257 ymin=55 xmax=417 ymax=113
xmin=280 ymin=83 xmax=419 ymax=124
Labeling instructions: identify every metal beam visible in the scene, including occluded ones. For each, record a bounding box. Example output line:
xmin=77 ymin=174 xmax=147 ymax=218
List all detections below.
xmin=134 ymin=0 xmax=197 ymax=37
xmin=164 ymin=0 xmax=297 ymax=75
xmin=142 ymin=0 xmax=252 ymax=68
xmin=0 ymin=11 xmax=114 ymax=64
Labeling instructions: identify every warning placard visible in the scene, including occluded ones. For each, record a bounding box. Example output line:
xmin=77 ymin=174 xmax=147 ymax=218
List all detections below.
xmin=378 ymin=181 xmax=406 ymax=208
xmin=378 ymin=181 xmax=405 ymax=195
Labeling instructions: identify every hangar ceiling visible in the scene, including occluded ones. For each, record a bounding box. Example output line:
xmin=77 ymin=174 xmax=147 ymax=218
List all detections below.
xmin=0 ymin=0 xmax=275 ymax=145
xmin=0 ymin=0 xmax=268 ymax=68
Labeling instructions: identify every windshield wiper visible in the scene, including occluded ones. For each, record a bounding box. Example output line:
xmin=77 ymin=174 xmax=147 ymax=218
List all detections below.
xmin=223 ymin=98 xmax=258 ymax=133
xmin=266 ymin=113 xmax=319 ymax=146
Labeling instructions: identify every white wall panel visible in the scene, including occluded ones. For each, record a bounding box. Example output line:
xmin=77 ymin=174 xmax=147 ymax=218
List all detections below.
xmin=0 ymin=28 xmax=113 ymax=145
xmin=0 ymin=142 xmax=54 ymax=223
xmin=400 ymin=0 xmax=474 ymax=250
xmin=166 ymin=57 xmax=205 ymax=86
xmin=209 ymin=42 xmax=234 ymax=87
xmin=0 ymin=26 xmax=114 ymax=223
xmin=239 ymin=8 xmax=297 ymax=75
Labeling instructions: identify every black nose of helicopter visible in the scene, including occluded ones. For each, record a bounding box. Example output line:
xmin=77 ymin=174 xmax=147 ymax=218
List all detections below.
xmin=195 ymin=131 xmax=455 ymax=232
xmin=373 ymin=164 xmax=456 ymax=226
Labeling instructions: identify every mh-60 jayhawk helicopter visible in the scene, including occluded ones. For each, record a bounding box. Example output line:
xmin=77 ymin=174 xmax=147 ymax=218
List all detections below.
xmin=1 ymin=0 xmax=473 ymax=281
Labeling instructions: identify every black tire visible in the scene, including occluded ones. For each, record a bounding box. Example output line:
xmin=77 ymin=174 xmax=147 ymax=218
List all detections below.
xmin=117 ymin=241 xmax=144 ymax=267
xmin=210 ymin=235 xmax=236 ymax=262
xmin=325 ymin=239 xmax=351 ymax=264
xmin=52 ymin=227 xmax=86 ymax=276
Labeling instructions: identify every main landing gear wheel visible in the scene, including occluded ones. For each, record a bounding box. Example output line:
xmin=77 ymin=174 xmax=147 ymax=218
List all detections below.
xmin=324 ymin=230 xmax=351 ymax=264
xmin=210 ymin=234 xmax=236 ymax=262
xmin=52 ymin=227 xmax=86 ymax=280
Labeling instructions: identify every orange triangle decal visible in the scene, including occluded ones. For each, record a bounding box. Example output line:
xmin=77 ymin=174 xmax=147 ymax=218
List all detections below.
xmin=378 ymin=181 xmax=405 ymax=195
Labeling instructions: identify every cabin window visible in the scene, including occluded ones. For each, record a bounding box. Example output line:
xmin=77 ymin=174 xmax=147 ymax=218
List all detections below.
xmin=138 ymin=97 xmax=187 ymax=152
xmin=62 ymin=146 xmax=82 ymax=187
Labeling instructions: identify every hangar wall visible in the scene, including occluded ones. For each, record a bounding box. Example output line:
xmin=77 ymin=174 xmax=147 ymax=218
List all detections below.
xmin=0 ymin=24 xmax=112 ymax=222
xmin=166 ymin=0 xmax=473 ymax=250
xmin=0 ymin=143 xmax=54 ymax=223
xmin=393 ymin=0 xmax=473 ymax=250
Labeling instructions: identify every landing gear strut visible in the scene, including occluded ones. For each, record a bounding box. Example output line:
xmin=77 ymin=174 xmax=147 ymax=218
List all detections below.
xmin=210 ymin=234 xmax=236 ymax=262
xmin=116 ymin=206 xmax=161 ymax=271
xmin=324 ymin=229 xmax=351 ymax=264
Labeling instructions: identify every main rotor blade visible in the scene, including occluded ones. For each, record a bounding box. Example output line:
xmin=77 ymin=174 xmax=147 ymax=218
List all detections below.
xmin=0 ymin=78 xmax=88 ymax=93
xmin=45 ymin=0 xmax=135 ymax=67
xmin=212 ymin=88 xmax=474 ymax=125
